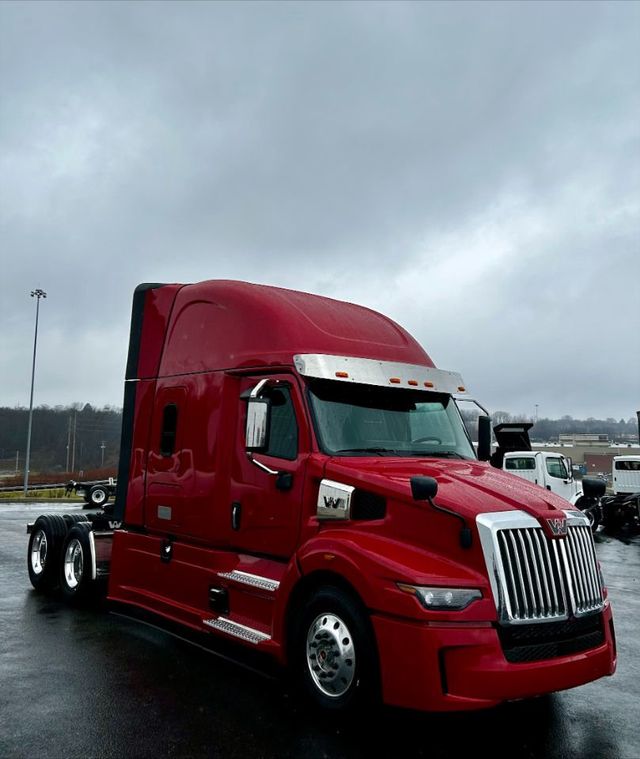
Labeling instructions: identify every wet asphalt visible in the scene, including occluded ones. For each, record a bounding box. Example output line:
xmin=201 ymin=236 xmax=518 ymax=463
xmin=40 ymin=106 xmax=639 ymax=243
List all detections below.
xmin=0 ymin=502 xmax=638 ymax=759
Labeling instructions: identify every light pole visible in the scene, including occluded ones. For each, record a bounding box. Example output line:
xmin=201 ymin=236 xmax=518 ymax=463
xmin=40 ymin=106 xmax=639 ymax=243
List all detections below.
xmin=23 ymin=288 xmax=47 ymax=496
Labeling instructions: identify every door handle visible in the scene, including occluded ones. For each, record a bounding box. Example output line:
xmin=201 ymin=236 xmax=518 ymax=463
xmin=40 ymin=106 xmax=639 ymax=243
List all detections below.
xmin=231 ymin=502 xmax=241 ymax=531
xmin=160 ymin=537 xmax=173 ymax=563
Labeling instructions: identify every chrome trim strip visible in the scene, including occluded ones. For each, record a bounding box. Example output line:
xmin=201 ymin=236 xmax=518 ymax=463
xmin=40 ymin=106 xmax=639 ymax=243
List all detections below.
xmin=88 ymin=529 xmax=97 ymax=581
xmin=217 ymin=570 xmax=280 ymax=592
xmin=293 ymin=354 xmax=467 ymax=395
xmin=249 ymin=379 xmax=269 ymax=398
xmin=249 ymin=457 xmax=279 ymax=476
xmin=203 ymin=617 xmax=271 ymax=644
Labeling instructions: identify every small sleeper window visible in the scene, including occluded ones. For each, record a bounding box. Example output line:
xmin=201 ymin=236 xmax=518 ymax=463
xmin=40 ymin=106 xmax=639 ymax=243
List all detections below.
xmin=160 ymin=403 xmax=178 ymax=456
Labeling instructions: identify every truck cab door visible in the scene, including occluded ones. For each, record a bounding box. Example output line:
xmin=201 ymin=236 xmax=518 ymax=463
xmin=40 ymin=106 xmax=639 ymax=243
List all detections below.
xmin=229 ymin=374 xmax=309 ymax=559
xmin=541 ymin=454 xmax=574 ymax=501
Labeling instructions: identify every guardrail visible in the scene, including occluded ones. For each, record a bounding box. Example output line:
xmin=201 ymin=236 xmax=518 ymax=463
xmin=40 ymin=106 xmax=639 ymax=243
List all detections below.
xmin=0 ymin=479 xmax=112 ymax=494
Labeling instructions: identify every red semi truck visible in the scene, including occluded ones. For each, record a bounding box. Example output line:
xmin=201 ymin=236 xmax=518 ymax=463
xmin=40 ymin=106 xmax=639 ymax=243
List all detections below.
xmin=27 ymin=281 xmax=616 ymax=713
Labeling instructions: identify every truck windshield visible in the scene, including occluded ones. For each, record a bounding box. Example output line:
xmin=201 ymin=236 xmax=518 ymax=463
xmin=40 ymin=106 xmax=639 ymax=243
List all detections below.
xmin=308 ymin=380 xmax=476 ymax=459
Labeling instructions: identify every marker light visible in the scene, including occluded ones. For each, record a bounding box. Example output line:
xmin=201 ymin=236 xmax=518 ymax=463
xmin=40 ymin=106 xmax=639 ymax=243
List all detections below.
xmin=335 ymin=371 xmax=349 ymax=378
xmin=408 ymin=380 xmax=418 ymax=386
xmin=397 ymin=584 xmax=482 ymax=610
xmin=457 ymin=386 xmax=466 ymax=392
xmin=424 ymin=381 xmax=434 ymax=388
xmin=389 ymin=377 xmax=401 ymax=384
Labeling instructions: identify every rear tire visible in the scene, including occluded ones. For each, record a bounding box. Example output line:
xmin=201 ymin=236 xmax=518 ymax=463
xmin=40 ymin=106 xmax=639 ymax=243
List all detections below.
xmin=293 ymin=586 xmax=379 ymax=713
xmin=27 ymin=515 xmax=68 ymax=593
xmin=59 ymin=523 xmax=96 ymax=604
xmin=63 ymin=513 xmax=91 ymax=527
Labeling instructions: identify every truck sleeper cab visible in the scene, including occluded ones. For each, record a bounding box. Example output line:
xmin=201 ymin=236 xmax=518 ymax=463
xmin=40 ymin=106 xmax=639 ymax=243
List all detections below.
xmin=27 ymin=281 xmax=616 ymax=713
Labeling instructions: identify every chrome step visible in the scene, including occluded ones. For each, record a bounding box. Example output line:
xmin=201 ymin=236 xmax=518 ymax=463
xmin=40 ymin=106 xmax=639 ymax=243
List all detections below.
xmin=203 ymin=616 xmax=271 ymax=644
xmin=217 ymin=570 xmax=280 ymax=592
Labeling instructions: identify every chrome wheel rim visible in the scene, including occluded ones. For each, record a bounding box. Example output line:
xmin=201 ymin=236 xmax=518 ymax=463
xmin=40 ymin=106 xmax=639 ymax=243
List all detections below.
xmin=91 ymin=489 xmax=106 ymax=505
xmin=30 ymin=529 xmax=47 ymax=575
xmin=63 ymin=538 xmax=83 ymax=589
xmin=306 ymin=613 xmax=356 ymax=697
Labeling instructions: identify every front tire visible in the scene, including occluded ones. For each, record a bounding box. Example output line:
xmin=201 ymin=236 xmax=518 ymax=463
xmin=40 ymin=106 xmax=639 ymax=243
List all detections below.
xmin=294 ymin=586 xmax=379 ymax=713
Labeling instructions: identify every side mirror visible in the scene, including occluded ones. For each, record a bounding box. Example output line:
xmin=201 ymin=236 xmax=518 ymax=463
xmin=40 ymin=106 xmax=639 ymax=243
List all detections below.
xmin=477 ymin=415 xmax=492 ymax=461
xmin=245 ymin=398 xmax=271 ymax=451
xmin=410 ymin=476 xmax=438 ymax=501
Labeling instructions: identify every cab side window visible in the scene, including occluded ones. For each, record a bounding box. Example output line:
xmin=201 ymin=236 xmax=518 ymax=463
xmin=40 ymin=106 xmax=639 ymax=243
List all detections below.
xmin=160 ymin=403 xmax=178 ymax=456
xmin=505 ymin=457 xmax=536 ymax=470
xmin=264 ymin=387 xmax=298 ymax=460
xmin=546 ymin=457 xmax=567 ymax=479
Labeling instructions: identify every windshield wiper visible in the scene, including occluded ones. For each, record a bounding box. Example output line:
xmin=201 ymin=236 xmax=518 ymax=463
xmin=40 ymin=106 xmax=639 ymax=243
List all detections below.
xmin=407 ymin=450 xmax=468 ymax=459
xmin=335 ymin=447 xmax=393 ymax=456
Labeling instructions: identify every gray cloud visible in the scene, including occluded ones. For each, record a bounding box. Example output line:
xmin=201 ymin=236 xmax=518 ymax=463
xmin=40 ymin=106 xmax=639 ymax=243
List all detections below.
xmin=1 ymin=1 xmax=638 ymax=418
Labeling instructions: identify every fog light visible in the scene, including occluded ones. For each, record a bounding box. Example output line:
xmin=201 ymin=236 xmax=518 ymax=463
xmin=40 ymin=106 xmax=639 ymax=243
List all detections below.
xmin=398 ymin=584 xmax=481 ymax=610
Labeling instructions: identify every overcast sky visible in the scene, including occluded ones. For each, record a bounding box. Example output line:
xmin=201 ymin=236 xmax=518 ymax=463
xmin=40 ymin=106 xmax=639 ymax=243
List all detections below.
xmin=1 ymin=1 xmax=638 ymax=420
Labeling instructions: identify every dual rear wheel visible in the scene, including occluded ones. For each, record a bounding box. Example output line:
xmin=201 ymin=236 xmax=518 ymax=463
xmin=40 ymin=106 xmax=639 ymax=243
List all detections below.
xmin=27 ymin=516 xmax=97 ymax=603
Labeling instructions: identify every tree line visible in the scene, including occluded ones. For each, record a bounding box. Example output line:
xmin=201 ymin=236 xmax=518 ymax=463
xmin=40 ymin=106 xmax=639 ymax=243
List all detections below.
xmin=460 ymin=410 xmax=638 ymax=443
xmin=0 ymin=404 xmax=637 ymax=478
xmin=0 ymin=404 xmax=122 ymax=477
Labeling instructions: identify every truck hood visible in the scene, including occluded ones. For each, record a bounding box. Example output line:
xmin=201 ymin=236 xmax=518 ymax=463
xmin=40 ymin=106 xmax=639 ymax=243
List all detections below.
xmin=325 ymin=456 xmax=570 ymax=528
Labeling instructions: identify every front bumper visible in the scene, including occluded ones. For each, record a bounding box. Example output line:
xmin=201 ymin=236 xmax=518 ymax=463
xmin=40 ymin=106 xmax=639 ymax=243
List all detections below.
xmin=372 ymin=602 xmax=616 ymax=712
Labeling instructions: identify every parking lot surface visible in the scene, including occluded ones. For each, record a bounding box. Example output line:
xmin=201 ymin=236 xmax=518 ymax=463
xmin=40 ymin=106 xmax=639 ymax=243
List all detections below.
xmin=1 ymin=502 xmax=638 ymax=759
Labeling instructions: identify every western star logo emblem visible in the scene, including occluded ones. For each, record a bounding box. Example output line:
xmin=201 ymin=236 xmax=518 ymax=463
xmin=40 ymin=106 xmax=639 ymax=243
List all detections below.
xmin=317 ymin=479 xmax=354 ymax=520
xmin=546 ymin=517 xmax=567 ymax=536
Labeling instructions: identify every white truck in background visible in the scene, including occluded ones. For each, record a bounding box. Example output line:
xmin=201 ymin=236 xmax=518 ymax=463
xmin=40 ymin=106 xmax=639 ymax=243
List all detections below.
xmin=612 ymin=455 xmax=640 ymax=495
xmin=490 ymin=423 xmax=605 ymax=528
xmin=503 ymin=450 xmax=579 ymax=501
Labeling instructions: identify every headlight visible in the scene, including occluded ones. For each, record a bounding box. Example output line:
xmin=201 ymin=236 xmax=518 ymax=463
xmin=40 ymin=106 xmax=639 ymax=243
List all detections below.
xmin=397 ymin=583 xmax=482 ymax=610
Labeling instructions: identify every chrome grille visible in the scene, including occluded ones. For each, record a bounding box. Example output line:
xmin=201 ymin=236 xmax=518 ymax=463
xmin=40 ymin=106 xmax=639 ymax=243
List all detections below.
xmin=563 ymin=525 xmax=603 ymax=615
xmin=478 ymin=511 xmax=605 ymax=625
xmin=497 ymin=528 xmax=567 ymax=621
